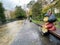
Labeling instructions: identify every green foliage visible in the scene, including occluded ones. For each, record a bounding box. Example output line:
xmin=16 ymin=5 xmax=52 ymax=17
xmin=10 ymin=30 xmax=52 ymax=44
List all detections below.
xmin=55 ymin=0 xmax=60 ymax=8
xmin=0 ymin=2 xmax=6 ymax=23
xmin=31 ymin=2 xmax=42 ymax=21
xmin=55 ymin=13 xmax=60 ymax=18
xmin=42 ymin=0 xmax=59 ymax=13
xmin=27 ymin=0 xmax=35 ymax=8
xmin=15 ymin=6 xmax=26 ymax=19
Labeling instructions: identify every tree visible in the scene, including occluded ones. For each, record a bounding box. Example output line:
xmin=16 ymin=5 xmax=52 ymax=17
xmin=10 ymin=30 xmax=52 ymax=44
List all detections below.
xmin=10 ymin=11 xmax=16 ymax=19
xmin=27 ymin=0 xmax=36 ymax=17
xmin=31 ymin=2 xmax=42 ymax=20
xmin=27 ymin=0 xmax=35 ymax=8
xmin=55 ymin=1 xmax=60 ymax=7
xmin=0 ymin=2 xmax=6 ymax=23
xmin=15 ymin=6 xmax=26 ymax=19
xmin=42 ymin=0 xmax=59 ymax=13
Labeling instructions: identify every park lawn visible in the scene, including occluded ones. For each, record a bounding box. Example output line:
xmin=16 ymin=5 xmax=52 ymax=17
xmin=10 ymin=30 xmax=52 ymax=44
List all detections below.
xmin=32 ymin=19 xmax=44 ymax=25
xmin=56 ymin=24 xmax=60 ymax=28
xmin=56 ymin=18 xmax=60 ymax=28
xmin=32 ymin=19 xmax=60 ymax=28
xmin=57 ymin=18 xmax=60 ymax=22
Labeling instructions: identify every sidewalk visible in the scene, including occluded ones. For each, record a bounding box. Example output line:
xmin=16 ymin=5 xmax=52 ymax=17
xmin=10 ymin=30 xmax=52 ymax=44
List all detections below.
xmin=0 ymin=20 xmax=24 ymax=45
xmin=49 ymin=28 xmax=60 ymax=39
xmin=32 ymin=20 xmax=60 ymax=39
xmin=49 ymin=22 xmax=60 ymax=39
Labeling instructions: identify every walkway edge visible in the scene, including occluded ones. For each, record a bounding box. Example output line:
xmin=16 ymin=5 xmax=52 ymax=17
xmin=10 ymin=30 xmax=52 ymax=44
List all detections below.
xmin=32 ymin=22 xmax=60 ymax=39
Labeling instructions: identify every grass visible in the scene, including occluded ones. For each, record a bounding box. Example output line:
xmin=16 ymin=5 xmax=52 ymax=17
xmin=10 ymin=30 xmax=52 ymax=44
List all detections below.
xmin=57 ymin=18 xmax=60 ymax=22
xmin=56 ymin=25 xmax=60 ymax=28
xmin=55 ymin=18 xmax=60 ymax=28
xmin=32 ymin=19 xmax=43 ymax=24
xmin=32 ymin=19 xmax=60 ymax=28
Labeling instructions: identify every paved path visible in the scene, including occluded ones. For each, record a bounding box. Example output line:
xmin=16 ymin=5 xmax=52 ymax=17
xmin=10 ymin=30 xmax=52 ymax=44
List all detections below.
xmin=0 ymin=20 xmax=23 ymax=45
xmin=11 ymin=20 xmax=60 ymax=45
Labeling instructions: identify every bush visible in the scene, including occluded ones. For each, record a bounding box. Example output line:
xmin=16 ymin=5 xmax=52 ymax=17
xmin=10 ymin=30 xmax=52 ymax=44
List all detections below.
xmin=55 ymin=13 xmax=60 ymax=18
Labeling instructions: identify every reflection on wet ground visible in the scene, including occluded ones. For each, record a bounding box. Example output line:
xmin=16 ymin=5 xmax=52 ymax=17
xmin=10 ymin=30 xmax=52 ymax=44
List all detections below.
xmin=11 ymin=20 xmax=60 ymax=45
xmin=0 ymin=20 xmax=23 ymax=45
xmin=0 ymin=20 xmax=60 ymax=45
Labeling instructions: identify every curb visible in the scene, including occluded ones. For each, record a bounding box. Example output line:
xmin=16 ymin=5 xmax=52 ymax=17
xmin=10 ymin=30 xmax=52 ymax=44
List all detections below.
xmin=33 ymin=22 xmax=60 ymax=39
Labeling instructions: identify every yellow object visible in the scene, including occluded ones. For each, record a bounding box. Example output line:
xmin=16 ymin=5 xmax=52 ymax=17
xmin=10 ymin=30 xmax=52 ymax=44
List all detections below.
xmin=41 ymin=24 xmax=48 ymax=33
xmin=42 ymin=27 xmax=48 ymax=33
xmin=43 ymin=17 xmax=48 ymax=22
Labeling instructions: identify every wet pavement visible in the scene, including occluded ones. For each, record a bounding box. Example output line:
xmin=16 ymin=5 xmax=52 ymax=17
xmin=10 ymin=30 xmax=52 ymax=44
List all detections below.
xmin=0 ymin=20 xmax=23 ymax=45
xmin=11 ymin=20 xmax=60 ymax=45
xmin=0 ymin=20 xmax=60 ymax=45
